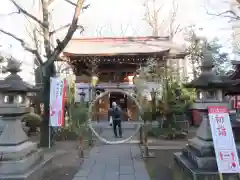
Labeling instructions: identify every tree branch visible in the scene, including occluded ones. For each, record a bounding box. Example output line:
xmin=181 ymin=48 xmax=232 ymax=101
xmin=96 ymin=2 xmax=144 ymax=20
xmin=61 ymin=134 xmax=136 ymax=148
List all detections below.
xmin=64 ymin=0 xmax=90 ymax=11
xmin=45 ymin=0 xmax=84 ymax=67
xmin=49 ymin=23 xmax=84 ymax=36
xmin=120 ymin=24 xmax=130 ymax=36
xmin=202 ymin=6 xmax=240 ymax=21
xmin=0 ymin=29 xmax=43 ymax=65
xmin=0 ymin=10 xmax=20 ymax=17
xmin=143 ymin=2 xmax=155 ymax=29
xmin=64 ymin=0 xmax=77 ymax=6
xmin=33 ymin=29 xmax=44 ymax=65
xmin=9 ymin=0 xmax=45 ymax=27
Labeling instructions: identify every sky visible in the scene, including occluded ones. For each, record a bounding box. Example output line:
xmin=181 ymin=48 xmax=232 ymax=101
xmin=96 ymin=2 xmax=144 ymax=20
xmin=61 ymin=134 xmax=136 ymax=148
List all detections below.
xmin=0 ymin=0 xmax=234 ymax=83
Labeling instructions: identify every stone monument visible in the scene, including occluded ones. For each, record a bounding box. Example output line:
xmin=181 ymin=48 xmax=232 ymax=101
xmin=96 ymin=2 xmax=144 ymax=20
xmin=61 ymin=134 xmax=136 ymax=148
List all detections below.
xmin=173 ymin=51 xmax=240 ymax=180
xmin=0 ymin=58 xmax=52 ymax=180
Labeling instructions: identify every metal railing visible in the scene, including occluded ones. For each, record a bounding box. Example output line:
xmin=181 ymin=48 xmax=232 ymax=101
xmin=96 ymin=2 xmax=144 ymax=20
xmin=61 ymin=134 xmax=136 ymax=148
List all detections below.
xmin=139 ymin=123 xmax=154 ymax=158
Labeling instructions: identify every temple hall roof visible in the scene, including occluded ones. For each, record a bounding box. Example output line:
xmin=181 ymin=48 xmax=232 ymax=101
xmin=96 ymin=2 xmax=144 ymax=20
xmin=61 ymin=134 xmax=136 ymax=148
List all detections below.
xmin=63 ymin=36 xmax=186 ymax=57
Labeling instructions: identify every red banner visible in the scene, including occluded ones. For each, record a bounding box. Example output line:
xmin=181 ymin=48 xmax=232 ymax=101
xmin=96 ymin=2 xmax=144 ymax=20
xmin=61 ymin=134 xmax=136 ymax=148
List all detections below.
xmin=231 ymin=96 xmax=240 ymax=109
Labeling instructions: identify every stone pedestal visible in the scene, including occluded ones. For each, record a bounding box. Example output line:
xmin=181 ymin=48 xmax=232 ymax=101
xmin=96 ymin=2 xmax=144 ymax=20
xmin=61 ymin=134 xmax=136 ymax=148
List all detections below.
xmin=0 ymin=105 xmax=52 ymax=180
xmin=173 ymin=114 xmax=240 ymax=180
xmin=173 ymin=154 xmax=239 ymax=180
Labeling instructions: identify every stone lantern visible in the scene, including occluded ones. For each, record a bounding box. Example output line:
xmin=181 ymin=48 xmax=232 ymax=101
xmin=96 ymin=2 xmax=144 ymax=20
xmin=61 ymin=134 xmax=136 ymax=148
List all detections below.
xmin=185 ymin=52 xmax=230 ymax=126
xmin=173 ymin=51 xmax=239 ymax=179
xmin=0 ymin=58 xmax=45 ymax=178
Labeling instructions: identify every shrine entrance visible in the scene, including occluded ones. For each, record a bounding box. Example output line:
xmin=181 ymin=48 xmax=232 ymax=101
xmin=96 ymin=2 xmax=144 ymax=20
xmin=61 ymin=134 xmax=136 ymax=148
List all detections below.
xmin=93 ymin=90 xmax=138 ymax=122
xmin=87 ymin=89 xmax=143 ymax=144
xmin=109 ymin=92 xmax=127 ymax=110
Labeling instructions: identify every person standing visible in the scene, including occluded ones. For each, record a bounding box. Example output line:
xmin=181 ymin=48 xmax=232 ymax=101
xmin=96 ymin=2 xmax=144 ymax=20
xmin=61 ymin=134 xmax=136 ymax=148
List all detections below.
xmin=108 ymin=102 xmax=123 ymax=138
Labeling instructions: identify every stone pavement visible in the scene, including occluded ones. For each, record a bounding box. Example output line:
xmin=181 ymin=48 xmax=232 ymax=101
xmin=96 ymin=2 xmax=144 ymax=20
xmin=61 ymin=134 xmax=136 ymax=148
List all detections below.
xmin=72 ymin=144 xmax=150 ymax=180
xmin=72 ymin=122 xmax=150 ymax=180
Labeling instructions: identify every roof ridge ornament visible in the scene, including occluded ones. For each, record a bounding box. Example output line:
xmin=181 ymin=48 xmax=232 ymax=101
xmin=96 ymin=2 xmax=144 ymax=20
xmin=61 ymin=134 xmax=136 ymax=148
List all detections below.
xmin=0 ymin=57 xmax=38 ymax=92
xmin=201 ymin=50 xmax=214 ymax=72
xmin=4 ymin=57 xmax=22 ymax=74
xmin=184 ymin=48 xmax=229 ymax=89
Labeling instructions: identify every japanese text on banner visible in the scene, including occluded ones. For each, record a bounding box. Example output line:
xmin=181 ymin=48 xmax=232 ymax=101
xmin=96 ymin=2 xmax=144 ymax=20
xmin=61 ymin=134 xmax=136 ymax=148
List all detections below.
xmin=208 ymin=106 xmax=240 ymax=173
xmin=49 ymin=77 xmax=66 ymax=127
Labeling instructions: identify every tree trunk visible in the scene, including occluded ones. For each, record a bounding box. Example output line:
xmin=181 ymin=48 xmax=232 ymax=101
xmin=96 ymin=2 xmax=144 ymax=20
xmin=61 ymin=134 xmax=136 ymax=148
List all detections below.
xmin=40 ymin=63 xmax=56 ymax=147
xmin=34 ymin=63 xmax=43 ymax=114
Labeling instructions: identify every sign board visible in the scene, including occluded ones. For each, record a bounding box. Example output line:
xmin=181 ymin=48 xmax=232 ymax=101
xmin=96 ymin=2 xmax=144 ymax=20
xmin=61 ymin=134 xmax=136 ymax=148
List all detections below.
xmin=141 ymin=82 xmax=161 ymax=100
xmin=75 ymin=82 xmax=135 ymax=102
xmin=208 ymin=106 xmax=240 ymax=173
xmin=75 ymin=83 xmax=90 ymax=102
xmin=49 ymin=77 xmax=67 ymax=127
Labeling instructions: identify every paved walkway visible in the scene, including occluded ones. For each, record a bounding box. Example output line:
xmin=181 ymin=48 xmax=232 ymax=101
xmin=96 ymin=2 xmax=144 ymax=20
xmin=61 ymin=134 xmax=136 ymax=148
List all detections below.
xmin=72 ymin=122 xmax=150 ymax=180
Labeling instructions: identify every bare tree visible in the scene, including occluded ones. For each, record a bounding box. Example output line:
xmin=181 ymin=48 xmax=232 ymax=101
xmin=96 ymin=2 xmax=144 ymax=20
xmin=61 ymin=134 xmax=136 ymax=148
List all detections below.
xmin=202 ymin=4 xmax=240 ymax=22
xmin=202 ymin=2 xmax=240 ymax=56
xmin=143 ymin=0 xmax=182 ymax=39
xmin=143 ymin=0 xmax=189 ymax=81
xmin=120 ymin=24 xmax=130 ymax=36
xmin=0 ymin=0 xmax=88 ymax=147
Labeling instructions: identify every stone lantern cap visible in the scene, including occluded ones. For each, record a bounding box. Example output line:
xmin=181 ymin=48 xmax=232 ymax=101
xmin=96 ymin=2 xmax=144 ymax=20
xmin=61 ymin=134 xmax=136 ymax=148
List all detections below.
xmin=184 ymin=51 xmax=233 ymax=89
xmin=0 ymin=58 xmax=39 ymax=93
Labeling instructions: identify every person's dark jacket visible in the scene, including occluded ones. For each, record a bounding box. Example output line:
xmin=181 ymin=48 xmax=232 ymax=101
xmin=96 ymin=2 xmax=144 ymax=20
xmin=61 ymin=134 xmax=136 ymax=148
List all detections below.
xmin=108 ymin=106 xmax=122 ymax=121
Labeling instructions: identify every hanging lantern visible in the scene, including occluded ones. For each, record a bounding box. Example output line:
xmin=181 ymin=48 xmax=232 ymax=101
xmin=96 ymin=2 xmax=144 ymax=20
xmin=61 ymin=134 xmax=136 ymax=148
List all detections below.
xmin=91 ymin=75 xmax=99 ymax=87
xmin=123 ymin=74 xmax=134 ymax=84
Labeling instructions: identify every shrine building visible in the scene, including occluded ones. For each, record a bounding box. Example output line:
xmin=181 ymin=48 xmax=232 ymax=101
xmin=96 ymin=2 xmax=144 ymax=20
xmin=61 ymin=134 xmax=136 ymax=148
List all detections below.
xmin=226 ymin=60 xmax=240 ymax=110
xmin=63 ymin=36 xmax=186 ymax=121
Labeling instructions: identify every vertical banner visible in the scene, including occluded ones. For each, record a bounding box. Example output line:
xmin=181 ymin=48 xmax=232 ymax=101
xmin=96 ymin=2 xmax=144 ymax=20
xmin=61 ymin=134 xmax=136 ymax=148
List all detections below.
xmin=208 ymin=106 xmax=240 ymax=173
xmin=49 ymin=77 xmax=67 ymax=127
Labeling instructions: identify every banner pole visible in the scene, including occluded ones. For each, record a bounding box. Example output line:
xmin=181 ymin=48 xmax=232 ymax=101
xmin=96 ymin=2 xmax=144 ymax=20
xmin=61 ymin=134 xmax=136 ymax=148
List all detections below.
xmin=219 ymin=173 xmax=223 ymax=180
xmin=48 ymin=125 xmax=51 ymax=148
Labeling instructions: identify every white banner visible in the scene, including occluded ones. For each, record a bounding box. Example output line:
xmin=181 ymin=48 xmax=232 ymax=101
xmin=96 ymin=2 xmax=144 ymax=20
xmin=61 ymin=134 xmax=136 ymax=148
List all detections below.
xmin=208 ymin=106 xmax=240 ymax=173
xmin=49 ymin=77 xmax=67 ymax=127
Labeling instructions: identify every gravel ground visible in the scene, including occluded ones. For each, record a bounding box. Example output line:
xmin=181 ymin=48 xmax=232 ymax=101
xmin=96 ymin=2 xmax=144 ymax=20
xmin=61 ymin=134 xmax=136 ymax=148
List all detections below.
xmin=40 ymin=141 xmax=87 ymax=180
xmin=145 ymin=148 xmax=182 ymax=180
xmin=144 ymin=128 xmax=197 ymax=180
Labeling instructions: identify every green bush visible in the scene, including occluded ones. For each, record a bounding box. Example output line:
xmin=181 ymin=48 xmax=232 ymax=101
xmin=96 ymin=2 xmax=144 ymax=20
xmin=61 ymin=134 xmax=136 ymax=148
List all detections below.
xmin=143 ymin=111 xmax=153 ymax=121
xmin=54 ymin=126 xmax=79 ymax=141
xmin=56 ymin=103 xmax=90 ymax=140
xmin=54 ymin=124 xmax=91 ymax=141
xmin=147 ymin=127 xmax=165 ymax=137
xmin=22 ymin=113 xmax=42 ymax=133
xmin=70 ymin=103 xmax=88 ymax=124
xmin=147 ymin=127 xmax=187 ymax=140
xmin=171 ymin=103 xmax=186 ymax=114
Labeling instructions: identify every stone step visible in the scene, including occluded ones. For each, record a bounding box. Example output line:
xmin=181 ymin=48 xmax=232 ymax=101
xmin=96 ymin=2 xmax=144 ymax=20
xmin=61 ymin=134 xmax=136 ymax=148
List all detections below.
xmin=182 ymin=147 xmax=217 ymax=170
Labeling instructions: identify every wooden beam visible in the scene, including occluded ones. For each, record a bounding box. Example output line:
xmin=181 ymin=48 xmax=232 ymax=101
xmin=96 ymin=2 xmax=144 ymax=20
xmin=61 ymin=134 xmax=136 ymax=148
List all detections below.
xmin=99 ymin=68 xmax=136 ymax=73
